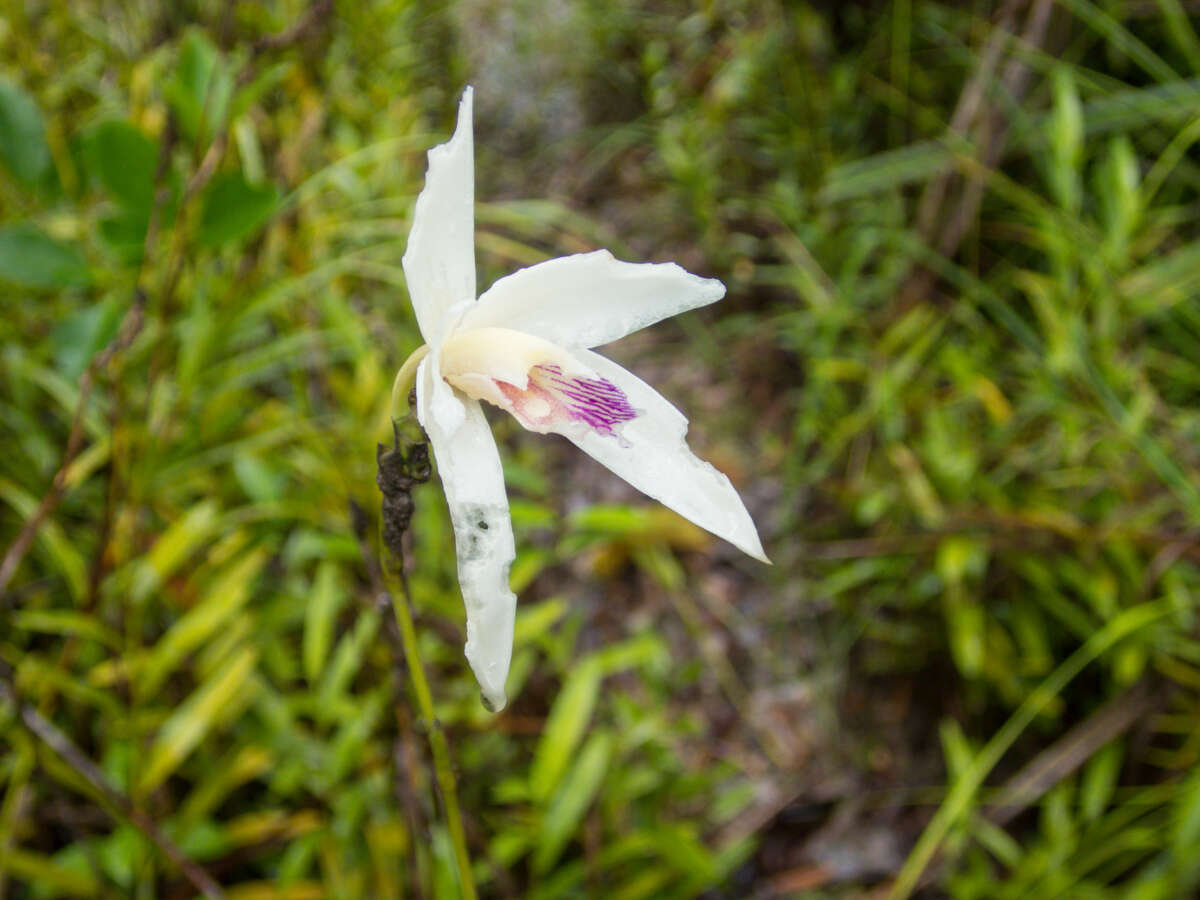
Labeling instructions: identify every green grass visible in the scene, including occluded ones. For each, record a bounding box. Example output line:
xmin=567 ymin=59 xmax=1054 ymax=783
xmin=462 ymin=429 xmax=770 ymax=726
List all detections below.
xmin=4 ymin=1 xmax=1200 ymax=897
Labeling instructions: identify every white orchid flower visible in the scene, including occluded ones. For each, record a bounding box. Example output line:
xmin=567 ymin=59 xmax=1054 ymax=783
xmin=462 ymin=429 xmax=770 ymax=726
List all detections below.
xmin=395 ymin=87 xmax=767 ymax=712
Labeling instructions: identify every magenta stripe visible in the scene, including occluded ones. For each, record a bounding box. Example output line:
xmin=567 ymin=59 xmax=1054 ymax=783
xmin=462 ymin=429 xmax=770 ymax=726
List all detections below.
xmin=522 ymin=363 xmax=638 ymax=434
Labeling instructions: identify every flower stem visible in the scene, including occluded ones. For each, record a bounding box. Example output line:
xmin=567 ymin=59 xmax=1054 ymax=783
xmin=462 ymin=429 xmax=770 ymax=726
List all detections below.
xmin=391 ymin=344 xmax=430 ymax=419
xmin=380 ymin=543 xmax=478 ymax=900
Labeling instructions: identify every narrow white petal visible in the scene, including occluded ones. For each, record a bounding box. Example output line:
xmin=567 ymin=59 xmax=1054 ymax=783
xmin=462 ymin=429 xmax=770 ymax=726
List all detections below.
xmin=416 ymin=356 xmax=516 ymax=711
xmin=459 ymin=250 xmax=726 ymax=350
xmin=562 ymin=350 xmax=768 ymax=562
xmin=403 ymin=87 xmax=477 ymax=344
xmin=422 ymin=346 xmax=467 ymax=437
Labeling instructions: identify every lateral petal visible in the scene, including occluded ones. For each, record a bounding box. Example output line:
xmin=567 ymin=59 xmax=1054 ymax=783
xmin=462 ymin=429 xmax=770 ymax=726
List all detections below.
xmin=403 ymin=87 xmax=477 ymax=344
xmin=416 ymin=355 xmax=516 ymax=711
xmin=460 ymin=250 xmax=725 ymax=350
xmin=560 ymin=350 xmax=769 ymax=563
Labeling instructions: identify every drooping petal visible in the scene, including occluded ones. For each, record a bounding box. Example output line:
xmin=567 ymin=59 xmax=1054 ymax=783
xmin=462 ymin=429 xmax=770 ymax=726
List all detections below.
xmin=558 ymin=349 xmax=769 ymax=563
xmin=416 ymin=354 xmax=516 ymax=711
xmin=458 ymin=250 xmax=725 ymax=350
xmin=403 ymin=87 xmax=477 ymax=344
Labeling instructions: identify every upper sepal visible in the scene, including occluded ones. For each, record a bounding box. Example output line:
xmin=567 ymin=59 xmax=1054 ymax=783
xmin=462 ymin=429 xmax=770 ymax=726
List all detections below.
xmin=402 ymin=87 xmax=477 ymax=345
xmin=462 ymin=249 xmax=726 ymax=350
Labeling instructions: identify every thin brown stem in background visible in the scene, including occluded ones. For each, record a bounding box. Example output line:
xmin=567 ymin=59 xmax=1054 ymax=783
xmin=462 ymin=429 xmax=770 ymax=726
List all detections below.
xmin=351 ymin=500 xmax=429 ymax=900
xmin=899 ymin=0 xmax=1057 ymax=310
xmin=0 ymin=666 xmax=226 ymax=900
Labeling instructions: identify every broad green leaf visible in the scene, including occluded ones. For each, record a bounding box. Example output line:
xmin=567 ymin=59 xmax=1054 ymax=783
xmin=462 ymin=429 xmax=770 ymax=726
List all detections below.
xmin=166 ymin=31 xmax=232 ymax=142
xmin=84 ymin=119 xmax=157 ymax=211
xmin=0 ymin=76 xmax=51 ymax=185
xmin=50 ymin=298 xmax=122 ymax=379
xmin=533 ymin=729 xmax=614 ymax=873
xmin=198 ymin=171 xmax=279 ymax=247
xmin=138 ymin=645 xmax=258 ymax=794
xmin=98 ymin=208 xmax=152 ymax=261
xmin=529 ymin=659 xmax=601 ymax=803
xmin=0 ymin=224 xmax=90 ymax=289
xmin=303 ymin=561 xmax=344 ymax=683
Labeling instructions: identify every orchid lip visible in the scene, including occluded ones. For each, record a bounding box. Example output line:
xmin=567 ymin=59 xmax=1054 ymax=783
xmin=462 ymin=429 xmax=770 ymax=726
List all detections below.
xmin=494 ymin=363 xmax=638 ymax=438
xmin=438 ymin=327 xmax=640 ymax=440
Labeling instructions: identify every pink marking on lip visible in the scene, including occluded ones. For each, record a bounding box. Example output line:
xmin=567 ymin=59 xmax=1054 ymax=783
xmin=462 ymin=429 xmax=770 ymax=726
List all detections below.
xmin=495 ymin=364 xmax=636 ymax=437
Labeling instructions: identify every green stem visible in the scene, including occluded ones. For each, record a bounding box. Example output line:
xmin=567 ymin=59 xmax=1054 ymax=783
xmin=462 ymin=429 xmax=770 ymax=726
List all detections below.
xmin=380 ymin=544 xmax=478 ymax=900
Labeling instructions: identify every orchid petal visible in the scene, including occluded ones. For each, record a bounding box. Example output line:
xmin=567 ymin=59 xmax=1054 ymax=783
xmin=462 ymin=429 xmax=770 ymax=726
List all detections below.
xmin=403 ymin=88 xmax=476 ymax=344
xmin=560 ymin=349 xmax=769 ymax=562
xmin=460 ymin=250 xmax=725 ymax=350
xmin=416 ymin=355 xmax=516 ymax=711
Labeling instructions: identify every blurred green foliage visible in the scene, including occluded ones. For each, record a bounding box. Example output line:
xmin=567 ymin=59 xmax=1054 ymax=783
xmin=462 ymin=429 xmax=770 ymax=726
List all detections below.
xmin=5 ymin=0 xmax=1200 ymax=898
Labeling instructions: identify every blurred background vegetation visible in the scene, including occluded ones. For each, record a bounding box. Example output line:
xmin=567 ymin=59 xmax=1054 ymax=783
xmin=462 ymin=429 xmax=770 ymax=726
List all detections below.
xmin=5 ymin=0 xmax=1200 ymax=897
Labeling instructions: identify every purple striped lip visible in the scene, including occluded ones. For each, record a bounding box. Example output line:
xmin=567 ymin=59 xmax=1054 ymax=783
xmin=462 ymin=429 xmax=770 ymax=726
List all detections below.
xmin=496 ymin=364 xmax=637 ymax=437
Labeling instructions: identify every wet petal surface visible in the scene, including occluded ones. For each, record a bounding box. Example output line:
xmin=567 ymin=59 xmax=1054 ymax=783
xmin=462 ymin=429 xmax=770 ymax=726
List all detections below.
xmin=415 ymin=354 xmax=516 ymax=711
